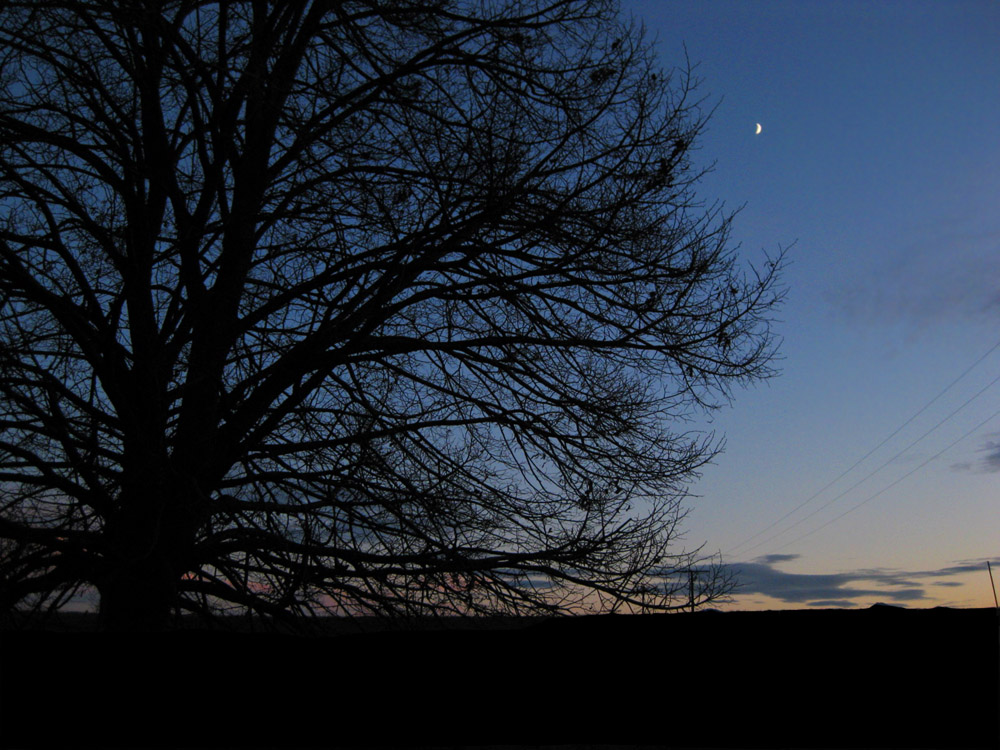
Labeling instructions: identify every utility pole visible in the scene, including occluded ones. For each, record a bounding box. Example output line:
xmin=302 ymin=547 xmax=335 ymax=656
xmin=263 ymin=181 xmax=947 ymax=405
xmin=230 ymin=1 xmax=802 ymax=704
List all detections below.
xmin=688 ymin=569 xmax=704 ymax=613
xmin=989 ymin=561 xmax=998 ymax=745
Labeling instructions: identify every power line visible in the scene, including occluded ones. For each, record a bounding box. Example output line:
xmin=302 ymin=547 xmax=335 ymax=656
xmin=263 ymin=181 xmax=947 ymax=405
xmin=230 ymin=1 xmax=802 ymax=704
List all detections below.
xmin=734 ymin=369 xmax=1000 ymax=558
xmin=769 ymin=405 xmax=1000 ymax=553
xmin=725 ymin=336 xmax=1000 ymax=558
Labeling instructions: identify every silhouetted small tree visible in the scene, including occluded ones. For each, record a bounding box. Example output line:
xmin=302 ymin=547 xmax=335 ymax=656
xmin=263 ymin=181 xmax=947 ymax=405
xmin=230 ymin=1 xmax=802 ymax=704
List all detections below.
xmin=0 ymin=0 xmax=782 ymax=630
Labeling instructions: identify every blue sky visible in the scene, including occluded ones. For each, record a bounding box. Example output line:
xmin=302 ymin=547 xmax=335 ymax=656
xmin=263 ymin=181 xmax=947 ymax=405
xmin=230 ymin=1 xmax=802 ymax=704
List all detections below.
xmin=622 ymin=0 xmax=1000 ymax=608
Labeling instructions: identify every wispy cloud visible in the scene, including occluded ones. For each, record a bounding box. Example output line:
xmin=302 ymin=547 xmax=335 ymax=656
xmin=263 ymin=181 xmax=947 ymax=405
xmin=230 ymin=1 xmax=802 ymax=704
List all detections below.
xmin=726 ymin=554 xmax=997 ymax=607
xmin=825 ymin=229 xmax=1000 ymax=328
xmin=950 ymin=431 xmax=1000 ymax=473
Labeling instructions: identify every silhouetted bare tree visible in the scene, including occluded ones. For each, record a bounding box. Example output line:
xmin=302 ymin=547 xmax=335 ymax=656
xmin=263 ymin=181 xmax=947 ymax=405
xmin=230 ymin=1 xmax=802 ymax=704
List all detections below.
xmin=0 ymin=0 xmax=782 ymax=630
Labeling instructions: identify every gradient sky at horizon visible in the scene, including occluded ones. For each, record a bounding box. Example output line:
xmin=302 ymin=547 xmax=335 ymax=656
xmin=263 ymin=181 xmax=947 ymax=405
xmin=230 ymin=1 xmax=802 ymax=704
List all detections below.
xmin=622 ymin=0 xmax=1000 ymax=609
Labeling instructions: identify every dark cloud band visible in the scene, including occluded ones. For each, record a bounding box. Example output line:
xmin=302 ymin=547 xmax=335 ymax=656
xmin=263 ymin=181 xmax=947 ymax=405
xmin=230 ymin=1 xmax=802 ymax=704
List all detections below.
xmin=725 ymin=554 xmax=998 ymax=606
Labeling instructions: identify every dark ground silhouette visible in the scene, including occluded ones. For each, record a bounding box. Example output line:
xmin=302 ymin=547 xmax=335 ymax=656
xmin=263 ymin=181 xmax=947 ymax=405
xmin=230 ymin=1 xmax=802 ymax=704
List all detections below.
xmin=2 ymin=605 xmax=997 ymax=748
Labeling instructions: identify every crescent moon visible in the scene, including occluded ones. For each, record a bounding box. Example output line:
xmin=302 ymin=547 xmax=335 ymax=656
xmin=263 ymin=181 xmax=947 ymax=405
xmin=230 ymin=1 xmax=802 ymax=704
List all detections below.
xmin=755 ymin=123 xmax=762 ymax=135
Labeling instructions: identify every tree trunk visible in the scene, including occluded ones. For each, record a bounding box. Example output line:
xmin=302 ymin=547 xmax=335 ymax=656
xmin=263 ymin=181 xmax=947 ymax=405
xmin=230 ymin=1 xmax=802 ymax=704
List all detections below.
xmin=98 ymin=554 xmax=177 ymax=631
xmin=97 ymin=472 xmax=198 ymax=632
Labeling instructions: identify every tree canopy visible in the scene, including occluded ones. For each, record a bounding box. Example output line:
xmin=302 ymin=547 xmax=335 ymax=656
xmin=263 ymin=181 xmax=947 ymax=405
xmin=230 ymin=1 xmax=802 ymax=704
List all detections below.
xmin=0 ymin=0 xmax=783 ymax=630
